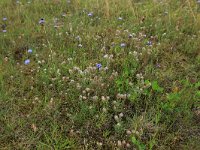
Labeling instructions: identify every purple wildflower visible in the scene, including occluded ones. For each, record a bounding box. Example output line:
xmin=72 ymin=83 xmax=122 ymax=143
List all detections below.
xmin=2 ymin=29 xmax=7 ymax=33
xmin=88 ymin=12 xmax=93 ymax=17
xmin=28 ymin=49 xmax=33 ymax=53
xmin=24 ymin=59 xmax=30 ymax=65
xmin=39 ymin=18 xmax=45 ymax=25
xmin=147 ymin=41 xmax=152 ymax=46
xmin=3 ymin=17 xmax=7 ymax=21
xmin=120 ymin=43 xmax=126 ymax=48
xmin=96 ymin=63 xmax=102 ymax=69
xmin=75 ymin=36 xmax=81 ymax=41
xmin=156 ymin=64 xmax=161 ymax=68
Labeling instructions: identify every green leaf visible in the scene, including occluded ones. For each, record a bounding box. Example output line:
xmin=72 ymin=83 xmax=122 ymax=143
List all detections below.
xmin=152 ymin=81 xmax=164 ymax=92
xmin=144 ymin=80 xmax=151 ymax=85
xmin=129 ymin=92 xmax=138 ymax=103
xmin=131 ymin=136 xmax=146 ymax=150
xmin=195 ymin=82 xmax=200 ymax=88
xmin=196 ymin=91 xmax=200 ymax=98
xmin=167 ymin=93 xmax=181 ymax=101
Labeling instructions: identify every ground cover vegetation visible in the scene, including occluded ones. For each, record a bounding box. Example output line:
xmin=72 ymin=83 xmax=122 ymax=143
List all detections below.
xmin=0 ymin=0 xmax=200 ymax=149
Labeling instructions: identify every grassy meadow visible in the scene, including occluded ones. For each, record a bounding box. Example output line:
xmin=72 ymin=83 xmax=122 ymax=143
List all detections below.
xmin=0 ymin=0 xmax=200 ymax=149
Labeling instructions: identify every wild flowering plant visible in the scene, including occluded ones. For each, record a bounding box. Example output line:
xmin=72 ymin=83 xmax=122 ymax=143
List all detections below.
xmin=28 ymin=49 xmax=33 ymax=53
xmin=96 ymin=63 xmax=102 ymax=70
xmin=39 ymin=18 xmax=45 ymax=25
xmin=24 ymin=59 xmax=30 ymax=65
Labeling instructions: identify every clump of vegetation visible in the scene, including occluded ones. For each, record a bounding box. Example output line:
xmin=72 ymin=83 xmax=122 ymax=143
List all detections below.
xmin=0 ymin=0 xmax=199 ymax=149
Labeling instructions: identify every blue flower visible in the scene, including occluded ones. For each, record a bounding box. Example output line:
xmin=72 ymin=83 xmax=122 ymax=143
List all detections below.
xmin=28 ymin=49 xmax=33 ymax=53
xmin=88 ymin=12 xmax=93 ymax=17
xmin=120 ymin=43 xmax=126 ymax=48
xmin=2 ymin=29 xmax=7 ymax=33
xmin=39 ymin=18 xmax=45 ymax=25
xmin=147 ymin=41 xmax=152 ymax=46
xmin=96 ymin=63 xmax=102 ymax=69
xmin=24 ymin=59 xmax=30 ymax=65
xmin=75 ymin=36 xmax=81 ymax=41
xmin=156 ymin=63 xmax=161 ymax=68
xmin=2 ymin=17 xmax=7 ymax=21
